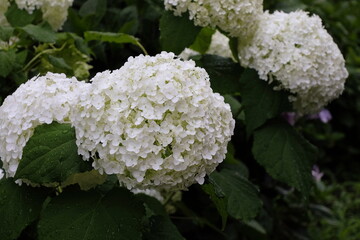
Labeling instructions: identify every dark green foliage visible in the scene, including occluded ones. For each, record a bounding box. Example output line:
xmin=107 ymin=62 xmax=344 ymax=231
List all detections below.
xmin=138 ymin=194 xmax=184 ymax=240
xmin=189 ymin=27 xmax=215 ymax=54
xmin=194 ymin=54 xmax=243 ymax=95
xmin=15 ymin=123 xmax=92 ymax=184
xmin=208 ymin=169 xmax=263 ymax=221
xmin=84 ymin=31 xmax=147 ymax=54
xmin=202 ymin=183 xmax=228 ymax=230
xmin=239 ymin=69 xmax=291 ymax=135
xmin=0 ymin=49 xmax=17 ymax=77
xmin=5 ymin=4 xmax=40 ymax=27
xmin=19 ymin=24 xmax=57 ymax=43
xmin=253 ymin=120 xmax=317 ymax=196
xmin=0 ymin=179 xmax=47 ymax=240
xmin=0 ymin=26 xmax=14 ymax=41
xmin=160 ymin=11 xmax=201 ymax=54
xmin=38 ymin=188 xmax=144 ymax=240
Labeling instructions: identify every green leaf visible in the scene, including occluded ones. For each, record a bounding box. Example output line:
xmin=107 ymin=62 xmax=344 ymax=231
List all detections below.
xmin=190 ymin=27 xmax=215 ymax=54
xmin=0 ymin=179 xmax=47 ymax=240
xmin=79 ymin=0 xmax=107 ymax=18
xmin=136 ymin=194 xmax=167 ymax=217
xmin=117 ymin=6 xmax=139 ymax=35
xmin=223 ymin=143 xmax=249 ymax=178
xmin=239 ymin=69 xmax=291 ymax=135
xmin=202 ymin=183 xmax=228 ymax=230
xmin=0 ymin=26 xmax=14 ymax=41
xmin=160 ymin=11 xmax=201 ymax=54
xmin=20 ymin=24 xmax=57 ymax=43
xmin=208 ymin=169 xmax=262 ymax=221
xmin=223 ymin=94 xmax=242 ymax=117
xmin=11 ymin=71 xmax=28 ymax=86
xmin=0 ymin=49 xmax=16 ymax=77
xmin=252 ymin=120 xmax=318 ymax=195
xmin=15 ymin=122 xmax=91 ymax=184
xmin=78 ymin=0 xmax=107 ymax=27
xmin=5 ymin=4 xmax=37 ymax=27
xmin=194 ymin=54 xmax=243 ymax=95
xmin=47 ymin=55 xmax=72 ymax=71
xmin=38 ymin=188 xmax=144 ymax=240
xmin=229 ymin=36 xmax=240 ymax=62
xmin=137 ymin=194 xmax=184 ymax=240
xmin=84 ymin=31 xmax=147 ymax=54
xmin=15 ymin=50 xmax=28 ymax=66
xmin=61 ymin=170 xmax=107 ymax=191
xmin=35 ymin=37 xmax=92 ymax=80
xmin=144 ymin=216 xmax=184 ymax=240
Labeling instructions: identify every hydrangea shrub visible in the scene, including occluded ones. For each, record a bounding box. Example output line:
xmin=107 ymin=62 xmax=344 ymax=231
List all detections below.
xmin=0 ymin=0 xmax=352 ymax=239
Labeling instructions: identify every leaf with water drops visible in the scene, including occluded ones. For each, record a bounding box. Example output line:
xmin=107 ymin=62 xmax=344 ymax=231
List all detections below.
xmin=0 ymin=178 xmax=47 ymax=240
xmin=15 ymin=122 xmax=92 ymax=184
xmin=38 ymin=187 xmax=145 ymax=240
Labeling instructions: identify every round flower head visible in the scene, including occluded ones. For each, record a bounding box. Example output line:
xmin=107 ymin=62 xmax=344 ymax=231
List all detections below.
xmin=13 ymin=0 xmax=73 ymax=30
xmin=164 ymin=0 xmax=263 ymax=38
xmin=72 ymin=52 xmax=235 ymax=191
xmin=238 ymin=10 xmax=348 ymax=114
xmin=40 ymin=0 xmax=73 ymax=30
xmin=0 ymin=73 xmax=89 ymax=177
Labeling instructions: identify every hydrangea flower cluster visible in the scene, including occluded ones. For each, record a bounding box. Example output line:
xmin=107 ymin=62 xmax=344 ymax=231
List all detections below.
xmin=165 ymin=1 xmax=348 ymax=115
xmin=39 ymin=0 xmax=73 ymax=30
xmin=164 ymin=0 xmax=263 ymax=37
xmin=0 ymin=52 xmax=234 ymax=192
xmin=71 ymin=52 xmax=235 ymax=191
xmin=237 ymin=11 xmax=348 ymax=114
xmin=179 ymin=30 xmax=233 ymax=60
xmin=0 ymin=73 xmax=89 ymax=177
xmin=5 ymin=0 xmax=74 ymax=30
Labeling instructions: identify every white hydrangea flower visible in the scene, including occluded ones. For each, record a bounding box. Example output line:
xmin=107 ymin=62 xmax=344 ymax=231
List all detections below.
xmin=238 ymin=10 xmax=348 ymax=114
xmin=40 ymin=0 xmax=73 ymax=30
xmin=178 ymin=47 xmax=199 ymax=60
xmin=72 ymin=52 xmax=235 ymax=191
xmin=206 ymin=30 xmax=233 ymax=58
xmin=14 ymin=0 xmax=42 ymax=13
xmin=0 ymin=168 xmax=4 ymax=180
xmin=179 ymin=30 xmax=233 ymax=60
xmin=12 ymin=0 xmax=73 ymax=30
xmin=164 ymin=0 xmax=263 ymax=37
xmin=131 ymin=188 xmax=164 ymax=202
xmin=0 ymin=0 xmax=10 ymax=25
xmin=0 ymin=73 xmax=89 ymax=178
